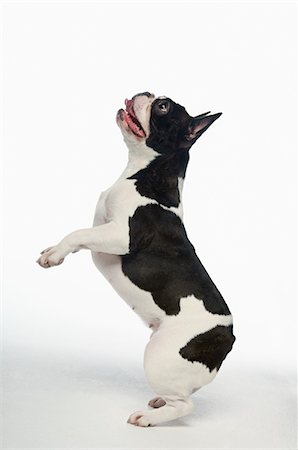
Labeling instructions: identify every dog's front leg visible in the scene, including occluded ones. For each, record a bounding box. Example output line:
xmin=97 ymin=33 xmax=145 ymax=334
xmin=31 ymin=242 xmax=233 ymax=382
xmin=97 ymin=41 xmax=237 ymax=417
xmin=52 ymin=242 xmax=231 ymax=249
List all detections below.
xmin=37 ymin=221 xmax=128 ymax=268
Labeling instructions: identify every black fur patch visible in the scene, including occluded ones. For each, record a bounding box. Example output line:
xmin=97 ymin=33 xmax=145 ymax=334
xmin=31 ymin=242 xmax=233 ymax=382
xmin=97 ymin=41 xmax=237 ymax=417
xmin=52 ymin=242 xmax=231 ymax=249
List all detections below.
xmin=179 ymin=325 xmax=236 ymax=371
xmin=146 ymin=98 xmax=192 ymax=154
xmin=128 ymin=152 xmax=189 ymax=207
xmin=121 ymin=204 xmax=231 ymax=316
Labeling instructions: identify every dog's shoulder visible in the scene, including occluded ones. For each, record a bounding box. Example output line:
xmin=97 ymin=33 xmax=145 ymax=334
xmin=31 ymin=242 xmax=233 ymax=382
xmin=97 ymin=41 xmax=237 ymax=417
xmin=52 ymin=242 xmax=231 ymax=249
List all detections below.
xmin=103 ymin=177 xmax=156 ymax=222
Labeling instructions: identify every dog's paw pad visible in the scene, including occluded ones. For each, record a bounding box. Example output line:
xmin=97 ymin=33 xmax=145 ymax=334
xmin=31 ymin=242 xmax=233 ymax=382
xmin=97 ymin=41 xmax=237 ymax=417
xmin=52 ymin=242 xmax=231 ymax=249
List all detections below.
xmin=148 ymin=397 xmax=166 ymax=409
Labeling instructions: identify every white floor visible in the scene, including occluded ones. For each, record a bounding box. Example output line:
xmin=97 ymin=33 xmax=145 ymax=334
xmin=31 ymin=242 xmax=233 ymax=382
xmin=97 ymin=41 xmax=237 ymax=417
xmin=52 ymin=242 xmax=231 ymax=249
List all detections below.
xmin=2 ymin=348 xmax=296 ymax=450
xmin=2 ymin=253 xmax=297 ymax=449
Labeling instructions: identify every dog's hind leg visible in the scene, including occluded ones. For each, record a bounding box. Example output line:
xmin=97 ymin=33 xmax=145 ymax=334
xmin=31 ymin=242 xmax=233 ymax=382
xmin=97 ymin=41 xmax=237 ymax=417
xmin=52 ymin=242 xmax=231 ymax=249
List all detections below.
xmin=127 ymin=326 xmax=217 ymax=427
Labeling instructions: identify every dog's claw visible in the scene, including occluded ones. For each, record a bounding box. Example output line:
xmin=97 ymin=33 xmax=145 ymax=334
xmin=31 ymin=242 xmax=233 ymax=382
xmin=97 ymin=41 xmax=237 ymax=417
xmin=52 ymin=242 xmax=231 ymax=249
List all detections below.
xmin=41 ymin=246 xmax=53 ymax=255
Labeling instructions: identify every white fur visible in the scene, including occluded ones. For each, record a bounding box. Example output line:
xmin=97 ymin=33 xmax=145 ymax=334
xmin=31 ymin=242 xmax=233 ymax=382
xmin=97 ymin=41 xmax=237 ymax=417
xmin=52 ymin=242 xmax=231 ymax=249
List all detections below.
xmin=37 ymin=94 xmax=233 ymax=426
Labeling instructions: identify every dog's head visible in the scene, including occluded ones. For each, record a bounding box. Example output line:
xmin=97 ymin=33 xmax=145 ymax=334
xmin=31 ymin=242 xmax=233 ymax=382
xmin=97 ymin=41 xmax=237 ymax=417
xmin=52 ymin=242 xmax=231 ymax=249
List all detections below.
xmin=116 ymin=92 xmax=222 ymax=154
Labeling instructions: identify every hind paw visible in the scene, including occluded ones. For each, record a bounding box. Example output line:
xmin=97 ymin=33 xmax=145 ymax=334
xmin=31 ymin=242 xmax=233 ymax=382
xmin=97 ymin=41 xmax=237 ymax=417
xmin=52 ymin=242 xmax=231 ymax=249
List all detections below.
xmin=127 ymin=411 xmax=153 ymax=427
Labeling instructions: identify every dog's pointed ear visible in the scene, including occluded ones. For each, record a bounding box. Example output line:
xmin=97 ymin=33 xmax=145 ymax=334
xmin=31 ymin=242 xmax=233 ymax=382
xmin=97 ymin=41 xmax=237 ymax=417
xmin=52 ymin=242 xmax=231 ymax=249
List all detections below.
xmin=185 ymin=112 xmax=222 ymax=143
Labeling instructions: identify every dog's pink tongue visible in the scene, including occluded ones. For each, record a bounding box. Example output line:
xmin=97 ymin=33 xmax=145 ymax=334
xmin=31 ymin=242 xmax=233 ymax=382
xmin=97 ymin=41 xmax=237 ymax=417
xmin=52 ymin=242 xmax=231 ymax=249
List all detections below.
xmin=125 ymin=98 xmax=134 ymax=116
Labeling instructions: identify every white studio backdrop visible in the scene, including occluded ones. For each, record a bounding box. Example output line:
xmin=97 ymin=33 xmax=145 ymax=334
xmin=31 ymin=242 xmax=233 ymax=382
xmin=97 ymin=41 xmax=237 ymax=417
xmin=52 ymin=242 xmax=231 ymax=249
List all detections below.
xmin=2 ymin=1 xmax=297 ymax=449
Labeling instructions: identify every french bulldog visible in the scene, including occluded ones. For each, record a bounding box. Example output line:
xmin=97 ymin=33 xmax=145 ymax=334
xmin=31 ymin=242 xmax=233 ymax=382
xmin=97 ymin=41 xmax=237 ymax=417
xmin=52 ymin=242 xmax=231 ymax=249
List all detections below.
xmin=37 ymin=92 xmax=235 ymax=427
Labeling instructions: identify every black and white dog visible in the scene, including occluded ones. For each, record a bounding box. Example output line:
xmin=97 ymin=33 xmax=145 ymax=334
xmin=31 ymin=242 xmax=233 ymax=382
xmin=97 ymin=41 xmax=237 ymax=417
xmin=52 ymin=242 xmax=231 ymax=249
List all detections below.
xmin=37 ymin=92 xmax=235 ymax=427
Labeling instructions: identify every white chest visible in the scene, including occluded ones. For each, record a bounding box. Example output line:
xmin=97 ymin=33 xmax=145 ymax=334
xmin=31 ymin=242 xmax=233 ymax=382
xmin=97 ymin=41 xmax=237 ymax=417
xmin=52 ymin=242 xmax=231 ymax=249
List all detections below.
xmin=91 ymin=179 xmax=164 ymax=326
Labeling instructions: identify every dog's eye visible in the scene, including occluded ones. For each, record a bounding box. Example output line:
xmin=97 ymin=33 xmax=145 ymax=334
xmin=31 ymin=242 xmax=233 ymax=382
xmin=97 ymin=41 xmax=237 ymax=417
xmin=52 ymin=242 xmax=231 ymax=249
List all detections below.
xmin=156 ymin=101 xmax=170 ymax=115
xmin=158 ymin=102 xmax=169 ymax=112
xmin=159 ymin=102 xmax=168 ymax=111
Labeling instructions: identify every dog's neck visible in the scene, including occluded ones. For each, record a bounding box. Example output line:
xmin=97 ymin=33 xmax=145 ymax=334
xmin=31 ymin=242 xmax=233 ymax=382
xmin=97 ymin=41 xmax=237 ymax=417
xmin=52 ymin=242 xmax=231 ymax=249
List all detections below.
xmin=119 ymin=141 xmax=189 ymax=208
xmin=120 ymin=141 xmax=158 ymax=179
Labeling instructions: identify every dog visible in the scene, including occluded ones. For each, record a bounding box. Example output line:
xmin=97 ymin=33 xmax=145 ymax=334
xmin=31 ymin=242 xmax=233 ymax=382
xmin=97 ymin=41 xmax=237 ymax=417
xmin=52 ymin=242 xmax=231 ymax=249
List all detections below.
xmin=37 ymin=92 xmax=235 ymax=427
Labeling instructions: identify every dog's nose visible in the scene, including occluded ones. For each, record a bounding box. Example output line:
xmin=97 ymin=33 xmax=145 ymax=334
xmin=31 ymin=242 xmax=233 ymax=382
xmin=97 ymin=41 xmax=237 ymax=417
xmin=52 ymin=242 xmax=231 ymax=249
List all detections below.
xmin=133 ymin=92 xmax=153 ymax=99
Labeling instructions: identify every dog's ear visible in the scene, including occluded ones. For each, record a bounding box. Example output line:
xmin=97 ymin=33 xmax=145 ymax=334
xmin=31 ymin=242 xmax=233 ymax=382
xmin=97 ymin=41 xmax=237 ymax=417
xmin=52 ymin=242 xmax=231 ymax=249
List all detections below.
xmin=184 ymin=112 xmax=222 ymax=144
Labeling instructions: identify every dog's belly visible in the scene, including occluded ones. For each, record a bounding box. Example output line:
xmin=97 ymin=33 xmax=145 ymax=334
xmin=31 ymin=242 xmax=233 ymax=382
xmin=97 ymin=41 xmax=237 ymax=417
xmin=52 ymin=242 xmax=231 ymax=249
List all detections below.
xmin=91 ymin=251 xmax=166 ymax=328
xmin=92 ymin=252 xmax=233 ymax=336
xmin=91 ymin=189 xmax=233 ymax=341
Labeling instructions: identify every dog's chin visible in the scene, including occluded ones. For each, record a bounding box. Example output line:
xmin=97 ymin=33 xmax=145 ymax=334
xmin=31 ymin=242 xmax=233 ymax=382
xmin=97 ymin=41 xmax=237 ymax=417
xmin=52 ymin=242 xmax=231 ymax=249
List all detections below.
xmin=116 ymin=109 xmax=146 ymax=141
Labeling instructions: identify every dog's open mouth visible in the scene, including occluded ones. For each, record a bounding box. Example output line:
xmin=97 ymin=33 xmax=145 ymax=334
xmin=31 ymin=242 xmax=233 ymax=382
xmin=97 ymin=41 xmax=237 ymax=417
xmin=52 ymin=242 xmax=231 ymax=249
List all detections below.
xmin=120 ymin=99 xmax=146 ymax=138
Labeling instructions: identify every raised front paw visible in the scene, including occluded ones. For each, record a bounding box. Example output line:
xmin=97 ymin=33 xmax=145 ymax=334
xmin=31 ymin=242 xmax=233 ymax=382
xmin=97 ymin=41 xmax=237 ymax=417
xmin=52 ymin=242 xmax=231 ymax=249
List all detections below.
xmin=36 ymin=246 xmax=65 ymax=268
